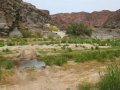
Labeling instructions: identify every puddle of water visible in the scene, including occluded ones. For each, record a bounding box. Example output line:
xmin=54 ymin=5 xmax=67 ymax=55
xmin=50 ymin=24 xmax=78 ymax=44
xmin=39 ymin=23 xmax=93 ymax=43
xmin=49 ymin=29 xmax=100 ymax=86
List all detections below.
xmin=19 ymin=59 xmax=46 ymax=69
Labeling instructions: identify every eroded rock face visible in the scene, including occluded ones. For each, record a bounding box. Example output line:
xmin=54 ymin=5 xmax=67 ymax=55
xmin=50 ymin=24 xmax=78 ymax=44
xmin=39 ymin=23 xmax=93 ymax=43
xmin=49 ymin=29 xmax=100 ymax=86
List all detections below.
xmin=0 ymin=0 xmax=57 ymax=37
xmin=104 ymin=9 xmax=120 ymax=29
xmin=51 ymin=10 xmax=113 ymax=27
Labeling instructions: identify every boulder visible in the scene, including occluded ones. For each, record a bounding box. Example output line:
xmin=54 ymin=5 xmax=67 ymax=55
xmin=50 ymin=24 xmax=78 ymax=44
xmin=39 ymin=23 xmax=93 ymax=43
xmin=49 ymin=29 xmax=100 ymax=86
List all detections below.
xmin=19 ymin=47 xmax=37 ymax=60
xmin=9 ymin=27 xmax=23 ymax=37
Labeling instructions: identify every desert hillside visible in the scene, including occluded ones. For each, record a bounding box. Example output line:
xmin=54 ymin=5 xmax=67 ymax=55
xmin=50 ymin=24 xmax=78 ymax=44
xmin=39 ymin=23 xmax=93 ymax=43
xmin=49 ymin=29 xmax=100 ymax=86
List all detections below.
xmin=51 ymin=10 xmax=120 ymax=28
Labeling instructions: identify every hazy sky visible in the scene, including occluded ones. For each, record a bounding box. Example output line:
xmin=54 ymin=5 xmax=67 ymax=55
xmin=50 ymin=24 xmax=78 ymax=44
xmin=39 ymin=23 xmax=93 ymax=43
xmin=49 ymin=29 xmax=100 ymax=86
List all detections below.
xmin=24 ymin=0 xmax=120 ymax=14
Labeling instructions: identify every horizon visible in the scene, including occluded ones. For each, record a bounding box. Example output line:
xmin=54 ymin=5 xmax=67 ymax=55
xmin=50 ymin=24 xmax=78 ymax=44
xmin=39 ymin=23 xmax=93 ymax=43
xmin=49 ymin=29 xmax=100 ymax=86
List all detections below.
xmin=23 ymin=0 xmax=120 ymax=15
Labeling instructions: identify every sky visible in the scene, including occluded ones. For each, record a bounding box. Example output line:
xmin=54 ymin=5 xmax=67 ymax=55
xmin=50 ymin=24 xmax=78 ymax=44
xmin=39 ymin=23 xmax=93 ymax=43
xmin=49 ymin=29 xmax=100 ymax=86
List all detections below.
xmin=23 ymin=0 xmax=120 ymax=14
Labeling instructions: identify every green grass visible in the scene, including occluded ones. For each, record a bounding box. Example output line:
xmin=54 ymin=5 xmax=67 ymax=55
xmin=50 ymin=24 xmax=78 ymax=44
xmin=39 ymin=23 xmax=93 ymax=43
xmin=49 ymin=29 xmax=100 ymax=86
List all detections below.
xmin=61 ymin=37 xmax=120 ymax=46
xmin=40 ymin=49 xmax=120 ymax=66
xmin=78 ymin=64 xmax=120 ymax=90
xmin=78 ymin=83 xmax=95 ymax=90
xmin=98 ymin=64 xmax=120 ymax=90
xmin=0 ymin=56 xmax=14 ymax=69
xmin=0 ymin=56 xmax=14 ymax=84
xmin=1 ymin=37 xmax=120 ymax=47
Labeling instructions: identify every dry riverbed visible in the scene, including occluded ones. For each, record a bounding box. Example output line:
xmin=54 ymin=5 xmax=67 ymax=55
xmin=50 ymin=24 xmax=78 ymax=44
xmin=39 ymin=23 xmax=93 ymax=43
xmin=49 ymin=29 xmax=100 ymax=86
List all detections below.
xmin=0 ymin=44 xmax=113 ymax=90
xmin=0 ymin=60 xmax=110 ymax=90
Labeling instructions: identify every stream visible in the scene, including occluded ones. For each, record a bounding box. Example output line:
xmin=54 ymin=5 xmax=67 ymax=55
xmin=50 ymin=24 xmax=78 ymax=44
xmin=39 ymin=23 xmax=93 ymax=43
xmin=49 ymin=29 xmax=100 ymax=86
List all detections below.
xmin=19 ymin=59 xmax=46 ymax=69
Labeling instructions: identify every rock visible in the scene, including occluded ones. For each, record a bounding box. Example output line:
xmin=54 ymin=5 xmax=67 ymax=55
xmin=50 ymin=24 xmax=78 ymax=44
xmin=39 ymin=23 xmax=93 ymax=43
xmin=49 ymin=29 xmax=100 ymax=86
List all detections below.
xmin=9 ymin=27 xmax=23 ymax=37
xmin=0 ymin=0 xmax=60 ymax=37
xmin=0 ymin=23 xmax=8 ymax=29
xmin=0 ymin=23 xmax=9 ymax=36
xmin=19 ymin=47 xmax=37 ymax=60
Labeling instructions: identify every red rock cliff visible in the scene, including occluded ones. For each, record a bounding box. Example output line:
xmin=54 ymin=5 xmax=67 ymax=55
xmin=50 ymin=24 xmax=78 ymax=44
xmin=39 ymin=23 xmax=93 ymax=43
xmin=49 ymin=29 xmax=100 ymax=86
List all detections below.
xmin=51 ymin=10 xmax=114 ymax=27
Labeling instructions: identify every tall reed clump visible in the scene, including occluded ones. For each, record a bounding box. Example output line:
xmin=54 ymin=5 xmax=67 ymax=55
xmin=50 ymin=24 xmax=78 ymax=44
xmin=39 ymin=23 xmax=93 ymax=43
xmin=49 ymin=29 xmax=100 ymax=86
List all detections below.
xmin=98 ymin=64 xmax=120 ymax=90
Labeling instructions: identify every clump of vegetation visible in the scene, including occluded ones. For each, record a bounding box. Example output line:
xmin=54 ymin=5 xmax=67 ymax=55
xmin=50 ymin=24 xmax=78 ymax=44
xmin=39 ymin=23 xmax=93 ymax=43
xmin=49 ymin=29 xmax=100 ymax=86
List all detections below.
xmin=66 ymin=23 xmax=92 ymax=36
xmin=0 ymin=56 xmax=14 ymax=84
xmin=95 ymin=46 xmax=99 ymax=50
xmin=42 ymin=55 xmax=68 ymax=66
xmin=2 ymin=48 xmax=10 ymax=54
xmin=0 ymin=57 xmax=14 ymax=70
xmin=66 ymin=48 xmax=73 ymax=52
xmin=5 ymin=60 xmax=14 ymax=69
xmin=78 ymin=83 xmax=95 ymax=90
xmin=0 ymin=40 xmax=5 ymax=47
xmin=21 ymin=29 xmax=43 ymax=38
xmin=61 ymin=45 xmax=66 ymax=50
xmin=98 ymin=64 xmax=120 ymax=90
xmin=52 ymin=48 xmax=57 ymax=52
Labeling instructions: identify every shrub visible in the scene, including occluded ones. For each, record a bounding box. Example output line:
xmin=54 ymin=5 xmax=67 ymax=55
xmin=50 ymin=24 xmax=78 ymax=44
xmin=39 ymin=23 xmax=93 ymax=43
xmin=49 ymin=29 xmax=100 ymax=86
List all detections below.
xmin=98 ymin=64 xmax=120 ymax=90
xmin=66 ymin=23 xmax=92 ymax=36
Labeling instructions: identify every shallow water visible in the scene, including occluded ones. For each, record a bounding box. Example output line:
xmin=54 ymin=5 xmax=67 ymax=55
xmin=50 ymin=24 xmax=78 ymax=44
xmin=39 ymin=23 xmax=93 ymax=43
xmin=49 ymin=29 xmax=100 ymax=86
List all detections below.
xmin=19 ymin=59 xmax=46 ymax=69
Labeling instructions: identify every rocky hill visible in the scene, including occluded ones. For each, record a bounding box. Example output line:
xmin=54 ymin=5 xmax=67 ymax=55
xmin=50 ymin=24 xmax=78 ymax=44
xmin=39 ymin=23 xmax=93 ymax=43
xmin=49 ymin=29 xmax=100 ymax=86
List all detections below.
xmin=51 ymin=10 xmax=119 ymax=28
xmin=0 ymin=0 xmax=59 ymax=37
xmin=51 ymin=10 xmax=120 ymax=38
xmin=103 ymin=9 xmax=120 ymax=29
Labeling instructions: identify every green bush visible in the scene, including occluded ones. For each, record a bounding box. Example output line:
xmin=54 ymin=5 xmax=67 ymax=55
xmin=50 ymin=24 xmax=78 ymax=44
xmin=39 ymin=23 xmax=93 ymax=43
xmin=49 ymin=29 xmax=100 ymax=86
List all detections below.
xmin=66 ymin=23 xmax=92 ymax=36
xmin=98 ymin=64 xmax=120 ymax=90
